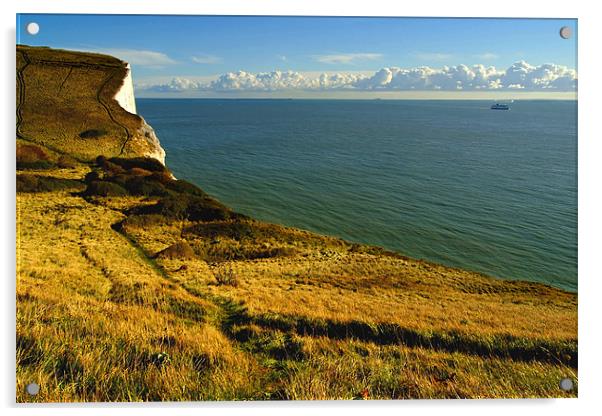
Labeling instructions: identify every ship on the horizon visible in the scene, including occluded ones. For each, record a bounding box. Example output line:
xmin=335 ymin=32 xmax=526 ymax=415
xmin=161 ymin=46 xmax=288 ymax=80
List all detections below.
xmin=491 ymin=103 xmax=510 ymax=110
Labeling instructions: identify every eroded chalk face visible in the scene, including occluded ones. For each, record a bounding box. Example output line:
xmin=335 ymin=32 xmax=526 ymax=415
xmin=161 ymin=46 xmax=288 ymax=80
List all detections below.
xmin=114 ymin=64 xmax=137 ymax=115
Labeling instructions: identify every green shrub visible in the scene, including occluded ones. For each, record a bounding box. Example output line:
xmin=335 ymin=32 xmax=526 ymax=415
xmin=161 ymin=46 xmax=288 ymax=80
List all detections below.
xmin=164 ymin=179 xmax=207 ymax=197
xmin=108 ymin=157 xmax=167 ymax=173
xmin=135 ymin=195 xmax=234 ymax=222
xmin=187 ymin=198 xmax=234 ymax=222
xmin=128 ymin=167 xmax=153 ymax=176
xmin=94 ymin=155 xmax=126 ymax=174
xmin=84 ymin=171 xmax=101 ymax=183
xmin=102 ymin=161 xmax=127 ymax=175
xmin=146 ymin=196 xmax=189 ymax=219
xmin=17 ymin=174 xmax=82 ymax=193
xmin=148 ymin=171 xmax=174 ymax=185
xmin=95 ymin=155 xmax=108 ymax=166
xmin=83 ymin=180 xmax=129 ymax=197
xmin=121 ymin=176 xmax=169 ymax=197
xmin=107 ymin=173 xmax=129 ymax=187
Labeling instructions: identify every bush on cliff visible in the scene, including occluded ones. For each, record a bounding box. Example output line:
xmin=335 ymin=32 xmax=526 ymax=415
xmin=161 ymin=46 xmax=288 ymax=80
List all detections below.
xmin=134 ymin=194 xmax=235 ymax=222
xmin=83 ymin=180 xmax=129 ymax=197
xmin=164 ymin=179 xmax=207 ymax=197
xmin=94 ymin=155 xmax=211 ymax=199
xmin=121 ymin=176 xmax=169 ymax=197
xmin=107 ymin=157 xmax=167 ymax=174
xmin=148 ymin=171 xmax=174 ymax=185
xmin=95 ymin=156 xmax=127 ymax=175
xmin=84 ymin=171 xmax=101 ymax=183
xmin=17 ymin=174 xmax=82 ymax=193
xmin=128 ymin=167 xmax=153 ymax=177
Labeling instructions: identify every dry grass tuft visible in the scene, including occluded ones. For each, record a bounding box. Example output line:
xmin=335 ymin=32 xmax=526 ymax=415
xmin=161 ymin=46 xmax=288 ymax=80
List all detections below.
xmin=214 ymin=267 xmax=239 ymax=287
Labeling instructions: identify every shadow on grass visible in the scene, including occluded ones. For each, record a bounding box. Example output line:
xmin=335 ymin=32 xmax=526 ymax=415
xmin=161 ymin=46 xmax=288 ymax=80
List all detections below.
xmin=16 ymin=174 xmax=83 ymax=193
xmin=251 ymin=313 xmax=578 ymax=368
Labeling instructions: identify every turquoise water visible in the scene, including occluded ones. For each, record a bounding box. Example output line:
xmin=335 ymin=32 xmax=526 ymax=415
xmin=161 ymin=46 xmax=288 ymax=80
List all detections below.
xmin=137 ymin=99 xmax=577 ymax=291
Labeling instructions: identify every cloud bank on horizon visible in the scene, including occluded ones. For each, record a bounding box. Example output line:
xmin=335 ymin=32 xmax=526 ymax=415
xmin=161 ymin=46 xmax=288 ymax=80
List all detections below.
xmin=135 ymin=61 xmax=577 ymax=94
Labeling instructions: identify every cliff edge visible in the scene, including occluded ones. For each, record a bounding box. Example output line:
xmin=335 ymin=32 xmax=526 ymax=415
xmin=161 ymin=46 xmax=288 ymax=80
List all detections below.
xmin=16 ymin=45 xmax=165 ymax=163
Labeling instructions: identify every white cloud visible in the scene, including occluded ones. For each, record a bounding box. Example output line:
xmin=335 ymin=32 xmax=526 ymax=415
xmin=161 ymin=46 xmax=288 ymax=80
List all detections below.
xmin=135 ymin=61 xmax=577 ymax=93
xmin=209 ymin=70 xmax=312 ymax=91
xmin=312 ymin=53 xmax=383 ymax=64
xmin=140 ymin=77 xmax=202 ymax=92
xmin=191 ymin=54 xmax=222 ymax=64
xmin=96 ymin=48 xmax=177 ymax=66
xmin=501 ymin=61 xmax=577 ymax=90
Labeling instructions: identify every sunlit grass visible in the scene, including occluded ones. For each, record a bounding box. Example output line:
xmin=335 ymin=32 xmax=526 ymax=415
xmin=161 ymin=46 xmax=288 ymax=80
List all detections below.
xmin=16 ymin=163 xmax=577 ymax=402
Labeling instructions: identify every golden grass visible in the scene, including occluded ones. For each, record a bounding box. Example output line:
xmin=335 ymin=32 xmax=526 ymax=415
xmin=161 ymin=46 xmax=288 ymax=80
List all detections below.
xmin=16 ymin=166 xmax=578 ymax=401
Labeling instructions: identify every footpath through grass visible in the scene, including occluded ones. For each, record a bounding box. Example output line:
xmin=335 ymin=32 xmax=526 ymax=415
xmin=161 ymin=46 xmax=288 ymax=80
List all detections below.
xmin=16 ymin=156 xmax=578 ymax=401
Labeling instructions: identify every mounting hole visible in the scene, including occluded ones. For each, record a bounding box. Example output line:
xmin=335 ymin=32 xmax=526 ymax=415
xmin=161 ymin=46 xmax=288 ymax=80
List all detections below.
xmin=26 ymin=22 xmax=40 ymax=35
xmin=559 ymin=377 xmax=574 ymax=391
xmin=559 ymin=26 xmax=572 ymax=39
xmin=25 ymin=382 xmax=40 ymax=396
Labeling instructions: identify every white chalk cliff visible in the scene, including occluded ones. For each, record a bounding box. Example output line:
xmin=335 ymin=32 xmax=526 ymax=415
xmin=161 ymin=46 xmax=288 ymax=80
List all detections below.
xmin=115 ymin=64 xmax=137 ymax=115
xmin=114 ymin=64 xmax=166 ymax=165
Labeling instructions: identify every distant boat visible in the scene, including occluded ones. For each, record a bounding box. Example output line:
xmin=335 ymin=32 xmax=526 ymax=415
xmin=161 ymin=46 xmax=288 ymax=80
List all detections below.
xmin=491 ymin=103 xmax=510 ymax=110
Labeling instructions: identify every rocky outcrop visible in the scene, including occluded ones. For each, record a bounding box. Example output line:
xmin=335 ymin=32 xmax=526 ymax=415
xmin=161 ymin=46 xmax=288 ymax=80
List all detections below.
xmin=134 ymin=120 xmax=166 ymax=164
xmin=16 ymin=45 xmax=166 ymax=164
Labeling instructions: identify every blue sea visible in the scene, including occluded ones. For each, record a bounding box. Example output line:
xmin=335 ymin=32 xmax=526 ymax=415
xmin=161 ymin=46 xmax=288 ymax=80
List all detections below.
xmin=137 ymin=99 xmax=577 ymax=292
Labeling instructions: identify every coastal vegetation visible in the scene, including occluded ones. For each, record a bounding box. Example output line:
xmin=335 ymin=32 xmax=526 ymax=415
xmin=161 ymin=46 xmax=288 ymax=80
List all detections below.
xmin=17 ymin=152 xmax=577 ymax=401
xmin=15 ymin=45 xmax=577 ymax=402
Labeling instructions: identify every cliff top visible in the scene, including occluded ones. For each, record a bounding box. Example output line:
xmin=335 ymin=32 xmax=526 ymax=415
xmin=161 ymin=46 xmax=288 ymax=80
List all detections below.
xmin=16 ymin=45 xmax=165 ymax=163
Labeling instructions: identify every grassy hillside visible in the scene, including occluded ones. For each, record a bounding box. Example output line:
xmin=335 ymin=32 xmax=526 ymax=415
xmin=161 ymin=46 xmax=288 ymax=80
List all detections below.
xmin=16 ymin=45 xmax=163 ymax=162
xmin=16 ymin=145 xmax=577 ymax=401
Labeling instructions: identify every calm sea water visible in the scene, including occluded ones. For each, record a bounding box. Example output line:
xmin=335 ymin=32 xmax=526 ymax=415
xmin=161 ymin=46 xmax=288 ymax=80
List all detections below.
xmin=137 ymin=99 xmax=577 ymax=292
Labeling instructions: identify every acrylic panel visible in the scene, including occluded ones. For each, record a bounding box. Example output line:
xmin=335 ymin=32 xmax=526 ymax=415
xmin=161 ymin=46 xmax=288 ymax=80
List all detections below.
xmin=16 ymin=14 xmax=577 ymax=402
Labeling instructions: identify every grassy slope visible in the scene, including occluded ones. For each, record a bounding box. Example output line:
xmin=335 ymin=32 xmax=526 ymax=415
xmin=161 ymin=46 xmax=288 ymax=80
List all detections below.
xmin=16 ymin=45 xmax=158 ymax=161
xmin=16 ymin=161 xmax=577 ymax=401
xmin=15 ymin=44 xmax=577 ymax=402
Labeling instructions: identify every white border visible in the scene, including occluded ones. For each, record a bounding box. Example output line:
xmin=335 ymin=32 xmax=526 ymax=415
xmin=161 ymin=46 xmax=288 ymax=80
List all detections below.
xmin=3 ymin=1 xmax=601 ymax=415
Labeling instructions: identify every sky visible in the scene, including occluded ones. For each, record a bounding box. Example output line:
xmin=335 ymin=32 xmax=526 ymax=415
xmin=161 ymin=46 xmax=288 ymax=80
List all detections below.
xmin=17 ymin=14 xmax=577 ymax=99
